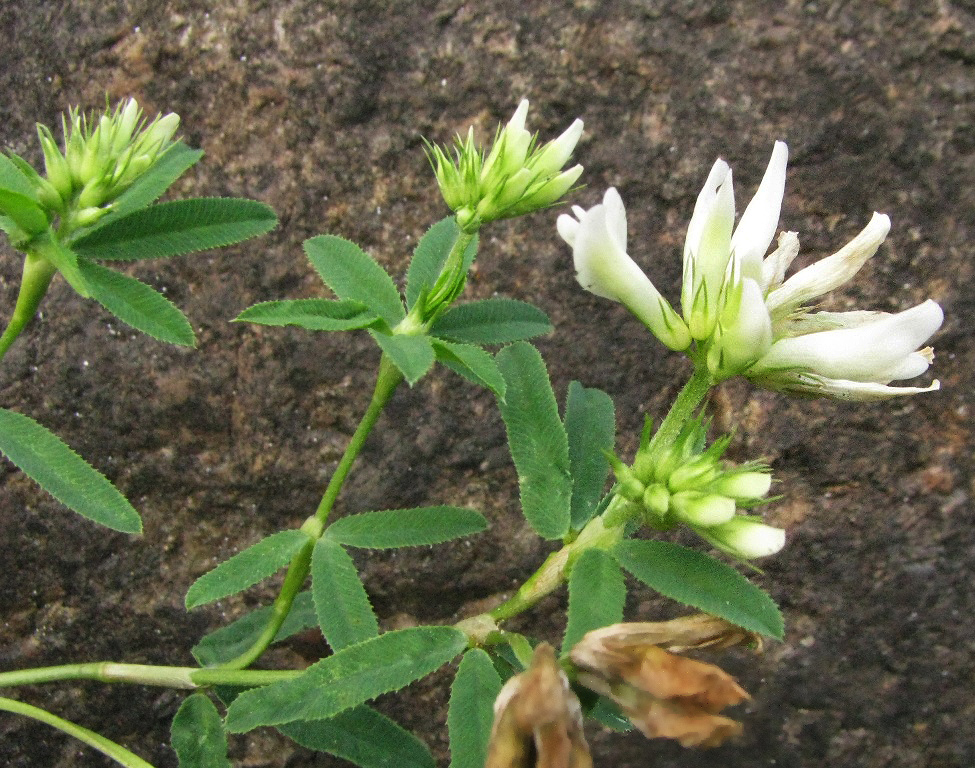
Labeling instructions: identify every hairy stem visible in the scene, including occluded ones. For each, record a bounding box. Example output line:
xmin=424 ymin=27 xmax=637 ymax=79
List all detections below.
xmin=645 ymin=365 xmax=714 ymax=458
xmin=218 ymin=354 xmax=403 ymax=670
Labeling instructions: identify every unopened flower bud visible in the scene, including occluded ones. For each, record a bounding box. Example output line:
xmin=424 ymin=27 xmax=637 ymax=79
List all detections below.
xmin=642 ymin=482 xmax=671 ymax=519
xmin=670 ymin=491 xmax=736 ymax=527
xmin=710 ymin=470 xmax=772 ymax=501
xmin=695 ymin=516 xmax=785 ymax=559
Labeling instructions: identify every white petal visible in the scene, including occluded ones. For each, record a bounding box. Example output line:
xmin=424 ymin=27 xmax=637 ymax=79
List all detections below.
xmin=731 ymin=141 xmax=788 ymax=282
xmin=760 ymin=231 xmax=799 ymax=293
xmin=766 ymin=212 xmax=891 ymax=315
xmin=707 ymin=278 xmax=773 ymax=378
xmin=556 ymin=212 xmax=580 ymax=247
xmin=754 ymin=299 xmax=943 ymax=382
xmin=704 ymin=518 xmax=786 ymax=559
xmin=683 ymin=159 xmax=730 ymax=271
xmin=757 ymin=372 xmax=941 ymax=401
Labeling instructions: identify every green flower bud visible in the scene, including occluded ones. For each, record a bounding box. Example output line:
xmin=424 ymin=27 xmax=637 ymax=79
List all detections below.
xmin=710 ymin=470 xmax=772 ymax=501
xmin=671 ymin=491 xmax=736 ymax=527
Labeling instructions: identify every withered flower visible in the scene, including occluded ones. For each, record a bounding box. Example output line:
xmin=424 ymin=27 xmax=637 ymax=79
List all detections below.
xmin=569 ymin=616 xmax=752 ymax=748
xmin=486 ymin=643 xmax=592 ymax=768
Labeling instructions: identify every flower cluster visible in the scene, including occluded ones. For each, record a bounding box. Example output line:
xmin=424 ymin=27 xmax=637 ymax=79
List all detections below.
xmin=427 ymin=100 xmax=583 ymax=232
xmin=35 ymin=98 xmax=179 ymax=229
xmin=612 ymin=418 xmax=784 ymax=559
xmin=569 ymin=616 xmax=753 ymax=748
xmin=557 ymin=142 xmax=944 ymax=400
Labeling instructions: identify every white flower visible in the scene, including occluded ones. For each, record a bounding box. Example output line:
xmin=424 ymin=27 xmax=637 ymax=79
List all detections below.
xmin=557 ymin=189 xmax=691 ymax=350
xmin=695 ymin=516 xmax=786 ymax=559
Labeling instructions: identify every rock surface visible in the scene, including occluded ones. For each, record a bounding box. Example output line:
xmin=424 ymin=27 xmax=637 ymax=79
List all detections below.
xmin=0 ymin=1 xmax=972 ymax=766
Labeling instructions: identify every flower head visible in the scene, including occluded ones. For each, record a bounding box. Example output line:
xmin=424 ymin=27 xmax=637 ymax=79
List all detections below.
xmin=485 ymin=643 xmax=592 ymax=768
xmin=569 ymin=617 xmax=752 ymax=748
xmin=558 ymin=141 xmax=944 ymax=400
xmin=427 ymin=100 xmax=583 ymax=232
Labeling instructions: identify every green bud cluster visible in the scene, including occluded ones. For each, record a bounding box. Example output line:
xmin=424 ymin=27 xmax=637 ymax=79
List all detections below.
xmin=425 ymin=100 xmax=583 ymax=232
xmin=35 ymin=98 xmax=179 ymax=229
xmin=611 ymin=417 xmax=784 ymax=560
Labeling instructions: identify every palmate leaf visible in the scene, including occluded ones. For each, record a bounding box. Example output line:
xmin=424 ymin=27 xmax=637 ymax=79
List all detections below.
xmin=171 ymin=693 xmax=231 ymax=768
xmin=405 ymin=217 xmax=479 ymax=310
xmin=562 ymin=549 xmax=626 ymax=653
xmin=191 ymin=591 xmax=318 ymax=667
xmin=0 ymin=407 xmax=141 ymax=533
xmin=235 ymin=299 xmax=379 ymax=332
xmin=78 ymin=258 xmax=195 ymax=346
xmin=225 ymin=626 xmax=467 ymax=732
xmin=431 ymin=298 xmax=552 ymax=345
xmin=614 ymin=540 xmax=784 ymax=639
xmin=304 ymin=235 xmax=405 ymax=327
xmin=280 ymin=706 xmax=434 ymax=768
xmin=448 ymin=650 xmax=502 ymax=768
xmin=71 ymin=198 xmax=277 ymax=261
xmin=185 ymin=529 xmax=310 ymax=609
xmin=564 ymin=381 xmax=615 ymax=529
xmin=325 ymin=506 xmax=488 ymax=549
xmin=432 ymin=339 xmax=506 ymax=399
xmin=495 ymin=342 xmax=572 ymax=540
xmin=369 ymin=331 xmax=435 ymax=386
xmin=312 ymin=538 xmax=379 ymax=652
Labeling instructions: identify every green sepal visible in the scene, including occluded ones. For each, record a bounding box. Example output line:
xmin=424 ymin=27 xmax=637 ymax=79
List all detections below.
xmin=77 ymin=258 xmax=195 ymax=346
xmin=431 ymin=298 xmax=552 ymax=345
xmin=370 ymin=331 xmax=435 ymax=386
xmin=312 ymin=538 xmax=379 ymax=652
xmin=225 ymin=626 xmax=468 ymax=732
xmin=432 ymin=339 xmax=506 ymax=399
xmin=564 ymin=381 xmax=615 ymax=529
xmin=405 ymin=217 xmax=478 ymax=310
xmin=72 ymin=198 xmax=277 ymax=261
xmin=234 ymin=299 xmax=379 ymax=332
xmin=185 ymin=529 xmax=310 ymax=609
xmin=325 ymin=506 xmax=488 ymax=549
xmin=613 ymin=539 xmax=784 ymax=639
xmin=562 ymin=549 xmax=626 ymax=653
xmin=495 ymin=342 xmax=572 ymax=540
xmin=191 ymin=591 xmax=318 ymax=667
xmin=171 ymin=693 xmax=231 ymax=768
xmin=304 ymin=234 xmax=406 ymax=327
xmin=447 ymin=650 xmax=502 ymax=768
xmin=0 ymin=407 xmax=141 ymax=533
xmin=279 ymin=706 xmax=435 ymax=768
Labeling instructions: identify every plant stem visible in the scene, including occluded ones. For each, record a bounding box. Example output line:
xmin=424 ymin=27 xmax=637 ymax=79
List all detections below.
xmin=0 ymin=252 xmax=57 ymax=364
xmin=218 ymin=354 xmax=404 ymax=670
xmin=0 ymin=697 xmax=157 ymax=768
xmin=0 ymin=662 xmax=300 ymax=690
xmin=645 ymin=365 xmax=714 ymax=458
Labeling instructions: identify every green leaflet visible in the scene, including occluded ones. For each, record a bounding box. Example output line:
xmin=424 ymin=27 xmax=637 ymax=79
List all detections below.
xmin=562 ymin=549 xmax=626 ymax=653
xmin=191 ymin=591 xmax=318 ymax=667
xmin=564 ymin=381 xmax=615 ymax=529
xmin=185 ymin=530 xmax=310 ymax=609
xmin=0 ymin=153 xmax=40 ymax=200
xmin=431 ymin=299 xmax=552 ymax=345
xmin=97 ymin=142 xmax=204 ymax=226
xmin=279 ymin=706 xmax=434 ymax=768
xmin=0 ymin=190 xmax=48 ymax=235
xmin=495 ymin=342 xmax=571 ymax=540
xmin=369 ymin=331 xmax=435 ymax=386
xmin=432 ymin=339 xmax=506 ymax=400
xmin=312 ymin=538 xmax=379 ymax=652
xmin=0 ymin=407 xmax=141 ymax=533
xmin=325 ymin=506 xmax=488 ymax=549
xmin=234 ymin=299 xmax=379 ymax=332
xmin=171 ymin=693 xmax=231 ymax=768
xmin=225 ymin=626 xmax=467 ymax=732
xmin=32 ymin=233 xmax=90 ymax=297
xmin=614 ymin=540 xmax=784 ymax=639
xmin=78 ymin=258 xmax=195 ymax=346
xmin=405 ymin=217 xmax=478 ymax=310
xmin=304 ymin=234 xmax=406 ymax=327
xmin=71 ymin=198 xmax=277 ymax=261
xmin=447 ymin=650 xmax=502 ymax=768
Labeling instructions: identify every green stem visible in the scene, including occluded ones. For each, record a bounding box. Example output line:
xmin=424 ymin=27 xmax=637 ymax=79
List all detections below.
xmin=219 ymin=354 xmax=404 ymax=670
xmin=0 ymin=252 xmax=57 ymax=363
xmin=645 ymin=365 xmax=714 ymax=458
xmin=425 ymin=229 xmax=475 ymax=312
xmin=0 ymin=697 xmax=157 ymax=768
xmin=0 ymin=662 xmax=299 ymax=690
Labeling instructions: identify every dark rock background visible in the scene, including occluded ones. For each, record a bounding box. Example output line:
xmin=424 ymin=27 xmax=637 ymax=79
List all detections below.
xmin=1 ymin=1 xmax=972 ymax=766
